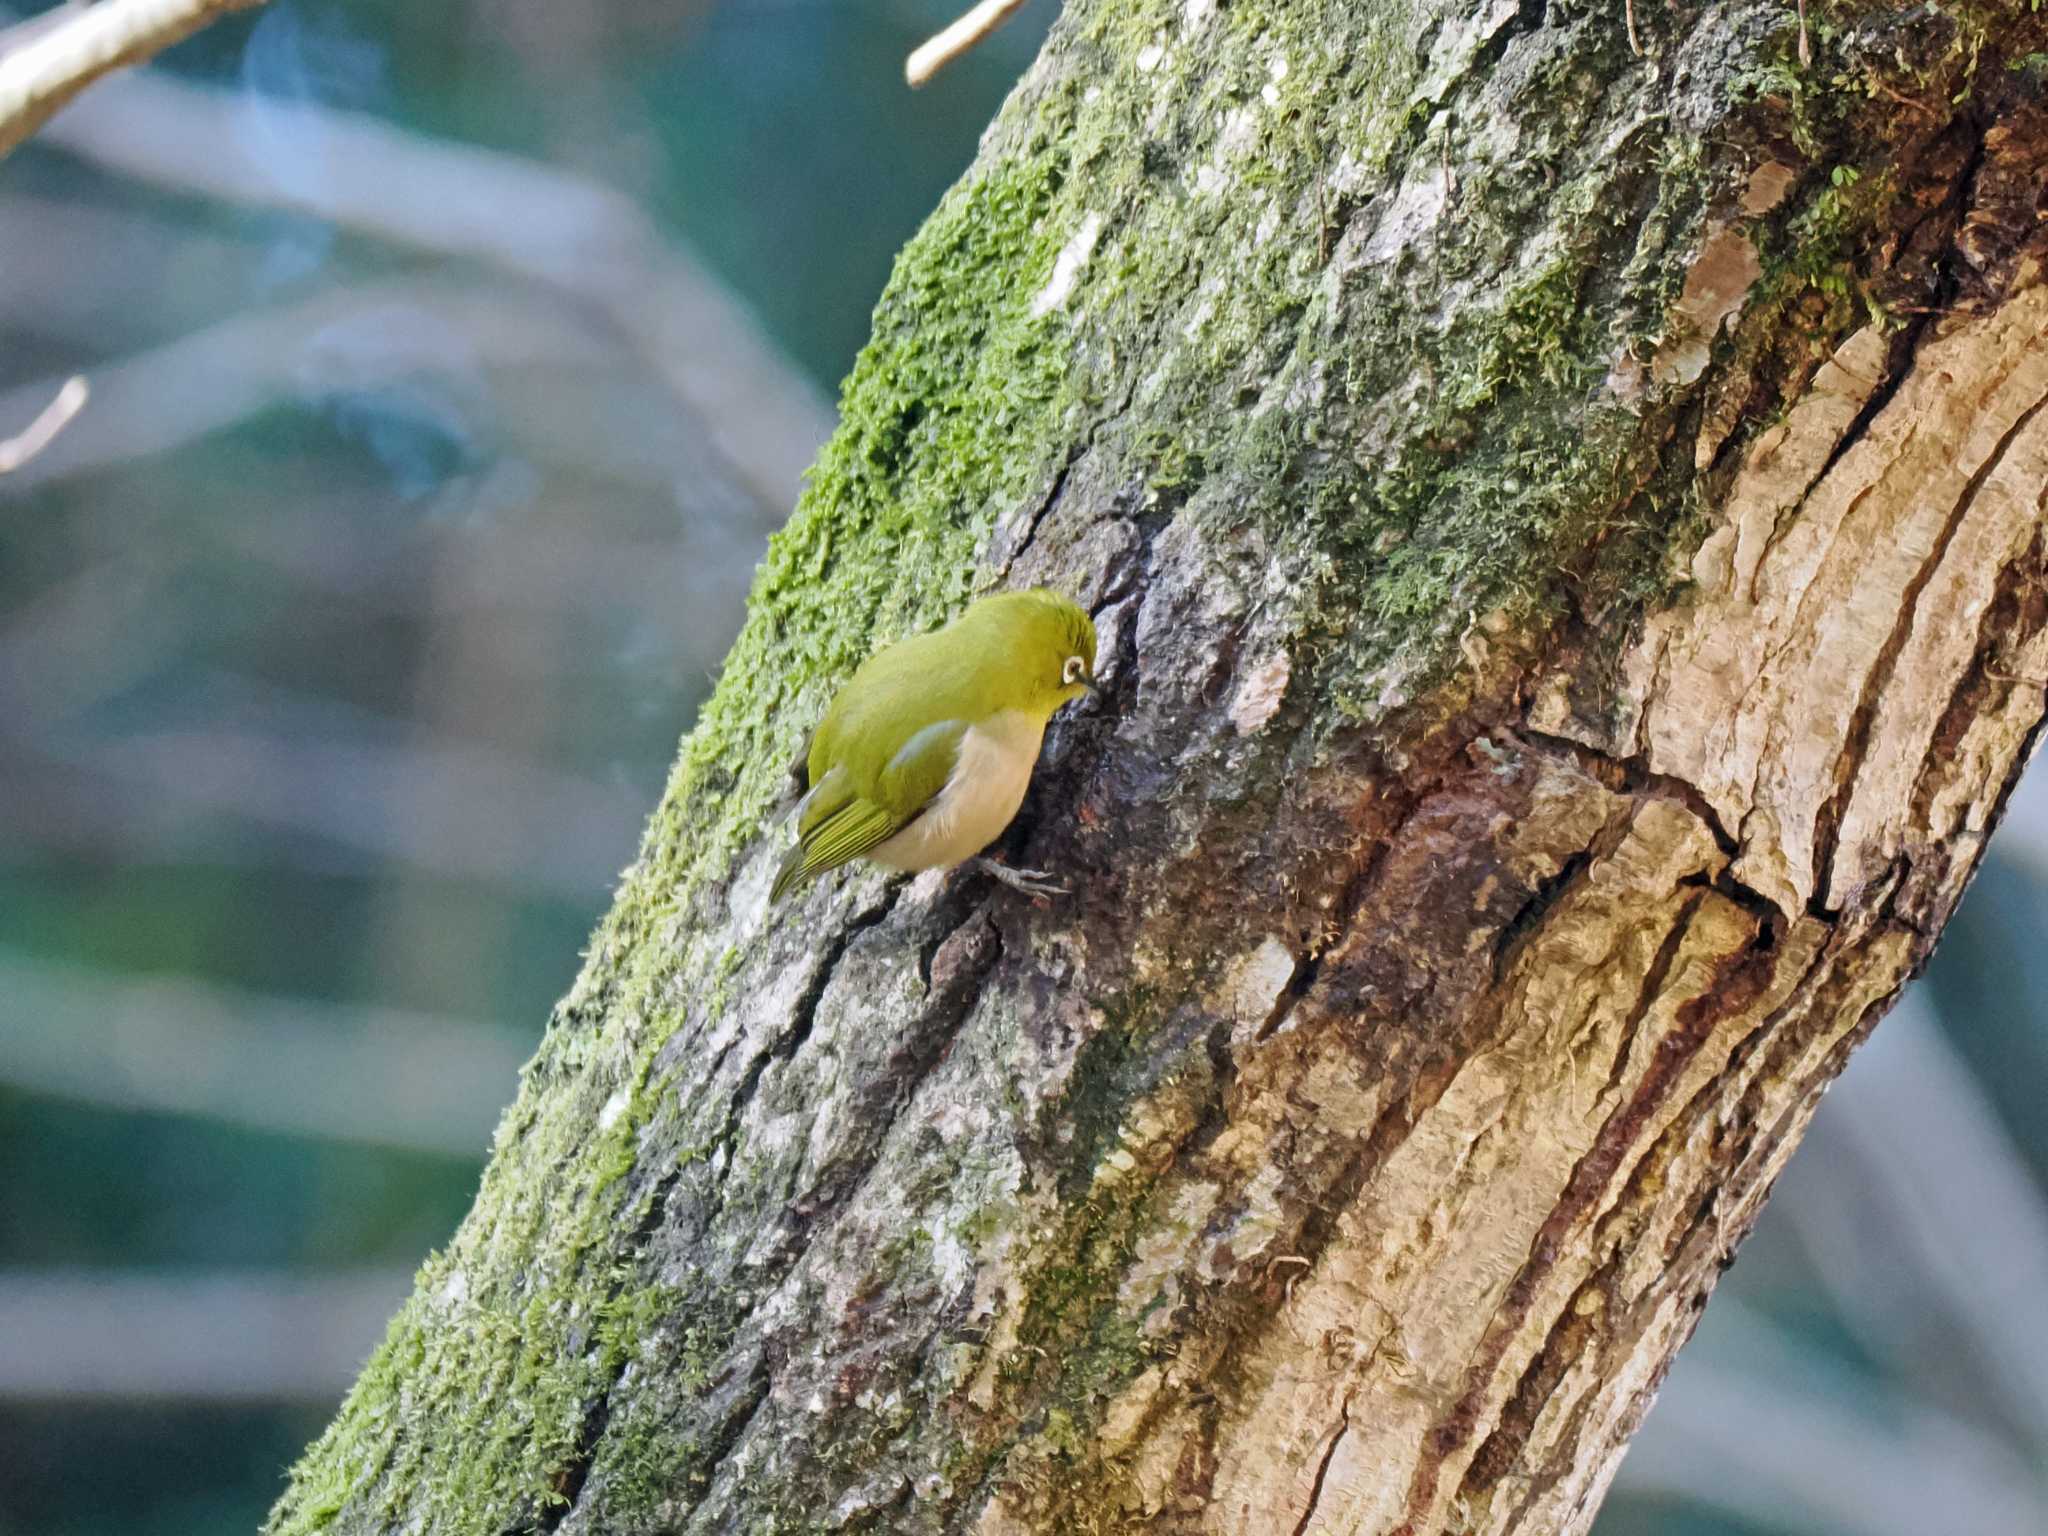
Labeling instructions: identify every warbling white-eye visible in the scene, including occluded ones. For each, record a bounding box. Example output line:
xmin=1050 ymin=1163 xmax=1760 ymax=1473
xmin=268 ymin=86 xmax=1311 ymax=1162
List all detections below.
xmin=771 ymin=589 xmax=1099 ymax=902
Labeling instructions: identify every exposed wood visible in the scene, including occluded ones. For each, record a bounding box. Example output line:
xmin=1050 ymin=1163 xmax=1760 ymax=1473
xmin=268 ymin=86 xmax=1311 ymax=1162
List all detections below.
xmin=0 ymin=0 xmax=266 ymax=159
xmin=0 ymin=374 xmax=86 ymax=472
xmin=907 ymin=0 xmax=1033 ymax=88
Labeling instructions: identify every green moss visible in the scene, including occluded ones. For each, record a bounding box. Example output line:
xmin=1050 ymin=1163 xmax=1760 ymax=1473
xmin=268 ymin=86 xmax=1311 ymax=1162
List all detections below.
xmin=979 ymin=1177 xmax=1164 ymax=1435
xmin=575 ymin=1277 xmax=752 ymax=1522
xmin=273 ymin=49 xmax=1121 ymax=1526
xmin=623 ymin=152 xmax=1093 ymax=935
xmin=952 ymin=1177 xmax=1172 ymax=1532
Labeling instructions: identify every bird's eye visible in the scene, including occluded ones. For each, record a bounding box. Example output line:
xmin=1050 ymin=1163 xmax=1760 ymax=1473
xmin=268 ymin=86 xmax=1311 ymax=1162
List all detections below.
xmin=1063 ymin=655 xmax=1085 ymax=685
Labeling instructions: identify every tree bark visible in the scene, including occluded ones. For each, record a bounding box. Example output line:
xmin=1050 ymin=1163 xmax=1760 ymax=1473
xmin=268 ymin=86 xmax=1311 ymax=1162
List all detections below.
xmin=271 ymin=3 xmax=2048 ymax=1534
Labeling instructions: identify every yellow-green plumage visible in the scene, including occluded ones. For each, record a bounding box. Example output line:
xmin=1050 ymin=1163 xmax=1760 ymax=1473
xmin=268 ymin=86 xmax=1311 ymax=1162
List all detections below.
xmin=771 ymin=590 xmax=1097 ymax=902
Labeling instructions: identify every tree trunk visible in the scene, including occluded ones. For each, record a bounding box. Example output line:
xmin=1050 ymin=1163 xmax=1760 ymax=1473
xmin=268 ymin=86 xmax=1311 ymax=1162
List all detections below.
xmin=270 ymin=3 xmax=2048 ymax=1533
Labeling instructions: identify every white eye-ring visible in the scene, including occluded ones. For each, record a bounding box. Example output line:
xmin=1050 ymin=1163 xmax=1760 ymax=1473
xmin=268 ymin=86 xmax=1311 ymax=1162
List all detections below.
xmin=1063 ymin=655 xmax=1087 ymax=685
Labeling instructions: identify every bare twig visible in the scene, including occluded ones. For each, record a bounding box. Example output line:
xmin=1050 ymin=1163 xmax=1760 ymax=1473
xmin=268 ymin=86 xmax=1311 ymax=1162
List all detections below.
xmin=0 ymin=0 xmax=266 ymax=159
xmin=906 ymin=0 xmax=1030 ymax=88
xmin=1869 ymin=77 xmax=1937 ymax=118
xmin=0 ymin=271 xmax=710 ymax=495
xmin=0 ymin=374 xmax=86 ymax=472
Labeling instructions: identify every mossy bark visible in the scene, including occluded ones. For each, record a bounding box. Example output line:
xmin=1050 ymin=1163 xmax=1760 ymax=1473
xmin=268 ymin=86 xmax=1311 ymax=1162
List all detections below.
xmin=271 ymin=3 xmax=2048 ymax=1534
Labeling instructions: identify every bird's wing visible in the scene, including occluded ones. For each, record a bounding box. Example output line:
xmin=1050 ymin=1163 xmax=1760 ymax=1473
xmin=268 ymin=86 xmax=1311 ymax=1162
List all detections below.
xmin=873 ymin=719 xmax=969 ymax=819
xmin=769 ymin=722 xmax=966 ymax=902
xmin=773 ymin=798 xmax=895 ymax=901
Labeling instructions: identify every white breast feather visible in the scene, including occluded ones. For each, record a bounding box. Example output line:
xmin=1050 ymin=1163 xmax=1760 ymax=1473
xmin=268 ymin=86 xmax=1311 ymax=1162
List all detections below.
xmin=869 ymin=709 xmax=1046 ymax=872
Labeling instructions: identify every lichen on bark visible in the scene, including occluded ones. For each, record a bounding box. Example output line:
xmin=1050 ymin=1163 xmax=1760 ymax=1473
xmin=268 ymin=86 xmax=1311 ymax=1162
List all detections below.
xmin=271 ymin=3 xmax=2048 ymax=1534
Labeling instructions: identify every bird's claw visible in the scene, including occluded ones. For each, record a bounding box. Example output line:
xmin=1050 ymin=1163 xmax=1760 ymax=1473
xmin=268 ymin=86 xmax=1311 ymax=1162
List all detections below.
xmin=972 ymin=857 xmax=1069 ymax=899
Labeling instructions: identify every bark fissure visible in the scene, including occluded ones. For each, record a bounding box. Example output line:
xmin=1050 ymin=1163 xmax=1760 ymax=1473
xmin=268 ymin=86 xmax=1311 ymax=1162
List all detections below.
xmin=1793 ymin=318 xmax=1921 ymax=507
xmin=1251 ymin=804 xmax=1411 ymax=1046
xmin=1289 ymin=1390 xmax=1356 ymax=1536
xmin=1593 ymin=891 xmax=1707 ymax=1112
xmin=1490 ymin=850 xmax=1595 ymax=986
xmin=712 ymin=887 xmax=903 ymax=1175
xmin=525 ymin=1159 xmax=688 ymax=1535
xmin=1402 ymin=888 xmax=1772 ymax=1524
xmin=1911 ymin=529 xmax=2048 ymax=835
xmin=677 ymin=1367 xmax=774 ymax=1522
xmin=531 ymin=1396 xmax=610 ymax=1535
xmin=1744 ymin=324 xmax=1916 ymax=607
xmin=1813 ymin=381 xmax=2048 ymax=913
xmin=1459 ymin=1254 xmax=1616 ymax=1505
xmin=1517 ymin=727 xmax=1742 ymax=859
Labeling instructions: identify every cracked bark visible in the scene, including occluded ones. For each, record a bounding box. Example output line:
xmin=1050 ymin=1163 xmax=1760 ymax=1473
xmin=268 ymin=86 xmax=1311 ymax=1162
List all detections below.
xmin=272 ymin=4 xmax=2048 ymax=1535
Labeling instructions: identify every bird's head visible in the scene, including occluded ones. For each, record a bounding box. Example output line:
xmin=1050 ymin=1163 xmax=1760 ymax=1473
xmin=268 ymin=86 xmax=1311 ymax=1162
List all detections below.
xmin=972 ymin=589 xmax=1098 ymax=715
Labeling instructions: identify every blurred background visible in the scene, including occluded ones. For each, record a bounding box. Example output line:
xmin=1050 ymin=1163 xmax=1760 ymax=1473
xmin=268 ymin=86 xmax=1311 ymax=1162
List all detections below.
xmin=0 ymin=4 xmax=2042 ymax=1533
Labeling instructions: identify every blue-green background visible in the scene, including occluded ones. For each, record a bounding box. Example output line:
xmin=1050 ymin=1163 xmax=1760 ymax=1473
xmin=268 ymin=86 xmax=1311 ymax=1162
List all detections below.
xmin=1 ymin=4 xmax=2042 ymax=1533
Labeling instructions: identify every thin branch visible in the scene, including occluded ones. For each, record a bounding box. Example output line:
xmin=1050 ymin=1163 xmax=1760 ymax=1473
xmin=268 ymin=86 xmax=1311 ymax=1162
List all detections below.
xmin=0 ymin=373 xmax=86 ymax=471
xmin=0 ymin=1 xmax=87 ymax=57
xmin=905 ymin=0 xmax=1030 ymax=88
xmin=0 ymin=0 xmax=266 ymax=159
xmin=0 ymin=269 xmax=730 ymax=496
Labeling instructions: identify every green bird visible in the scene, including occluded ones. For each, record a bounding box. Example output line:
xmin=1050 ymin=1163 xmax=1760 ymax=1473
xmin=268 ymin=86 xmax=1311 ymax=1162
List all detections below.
xmin=771 ymin=589 xmax=1099 ymax=902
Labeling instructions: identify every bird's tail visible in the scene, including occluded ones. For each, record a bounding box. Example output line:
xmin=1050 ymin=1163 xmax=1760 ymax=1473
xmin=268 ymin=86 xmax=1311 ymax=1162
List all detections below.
xmin=769 ymin=841 xmax=813 ymax=903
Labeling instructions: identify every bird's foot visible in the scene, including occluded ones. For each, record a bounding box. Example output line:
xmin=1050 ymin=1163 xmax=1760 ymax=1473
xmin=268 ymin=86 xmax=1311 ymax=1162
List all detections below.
xmin=972 ymin=857 xmax=1069 ymax=899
